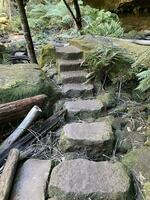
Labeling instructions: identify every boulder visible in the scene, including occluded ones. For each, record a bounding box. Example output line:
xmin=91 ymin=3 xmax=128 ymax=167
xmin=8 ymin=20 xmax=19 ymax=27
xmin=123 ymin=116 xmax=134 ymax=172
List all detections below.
xmin=49 ymin=159 xmax=132 ymax=200
xmin=10 ymin=159 xmax=51 ymax=200
xmin=122 ymin=146 xmax=150 ymax=199
xmin=0 ymin=64 xmax=56 ymax=103
xmin=59 ymin=121 xmax=114 ymax=160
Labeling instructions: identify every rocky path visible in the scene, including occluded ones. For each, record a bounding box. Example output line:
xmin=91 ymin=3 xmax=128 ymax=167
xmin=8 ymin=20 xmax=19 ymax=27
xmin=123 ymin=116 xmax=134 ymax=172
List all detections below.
xmin=9 ymin=45 xmax=134 ymax=200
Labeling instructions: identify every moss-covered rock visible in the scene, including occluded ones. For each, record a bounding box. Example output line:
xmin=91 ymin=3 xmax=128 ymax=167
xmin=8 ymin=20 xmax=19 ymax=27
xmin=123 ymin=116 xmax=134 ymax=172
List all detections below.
xmin=0 ymin=63 xmax=57 ymax=103
xmin=70 ymin=35 xmax=150 ymax=65
xmin=143 ymin=182 xmax=150 ymax=200
xmin=122 ymin=146 xmax=150 ymax=199
xmin=97 ymin=91 xmax=116 ymax=108
xmin=39 ymin=43 xmax=56 ymax=68
xmin=122 ymin=146 xmax=150 ymax=174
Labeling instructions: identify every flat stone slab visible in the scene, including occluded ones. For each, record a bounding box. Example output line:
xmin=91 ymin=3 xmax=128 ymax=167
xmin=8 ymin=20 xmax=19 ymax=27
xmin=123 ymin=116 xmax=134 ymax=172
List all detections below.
xmin=56 ymin=46 xmax=83 ymax=60
xmin=60 ymin=70 xmax=88 ymax=84
xmin=10 ymin=159 xmax=51 ymax=200
xmin=57 ymin=59 xmax=83 ymax=72
xmin=64 ymin=99 xmax=103 ymax=120
xmin=62 ymin=83 xmax=93 ymax=98
xmin=0 ymin=64 xmax=53 ymax=103
xmin=59 ymin=121 xmax=114 ymax=159
xmin=48 ymin=159 xmax=131 ymax=200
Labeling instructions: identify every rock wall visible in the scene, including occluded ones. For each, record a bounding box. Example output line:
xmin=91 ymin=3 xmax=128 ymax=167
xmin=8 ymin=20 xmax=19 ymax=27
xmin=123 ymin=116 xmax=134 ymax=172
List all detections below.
xmin=83 ymin=0 xmax=150 ymax=11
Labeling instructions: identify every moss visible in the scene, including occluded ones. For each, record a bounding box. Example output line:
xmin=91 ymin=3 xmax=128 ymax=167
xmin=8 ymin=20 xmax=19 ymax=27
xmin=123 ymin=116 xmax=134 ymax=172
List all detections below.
xmin=0 ymin=64 xmax=57 ymax=104
xmin=122 ymin=147 xmax=150 ymax=180
xmin=143 ymin=182 xmax=150 ymax=200
xmin=97 ymin=91 xmax=116 ymax=108
xmin=70 ymin=35 xmax=150 ymax=66
xmin=39 ymin=43 xmax=56 ymax=68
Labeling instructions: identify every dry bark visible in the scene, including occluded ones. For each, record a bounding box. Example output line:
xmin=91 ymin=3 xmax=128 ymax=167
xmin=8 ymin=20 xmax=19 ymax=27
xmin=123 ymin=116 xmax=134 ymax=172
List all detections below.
xmin=0 ymin=94 xmax=47 ymax=123
xmin=0 ymin=149 xmax=20 ymax=200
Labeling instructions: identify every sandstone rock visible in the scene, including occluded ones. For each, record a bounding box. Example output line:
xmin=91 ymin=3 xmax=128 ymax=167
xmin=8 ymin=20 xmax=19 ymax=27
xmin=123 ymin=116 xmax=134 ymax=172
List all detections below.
xmin=59 ymin=121 xmax=114 ymax=160
xmin=57 ymin=59 xmax=83 ymax=72
xmin=49 ymin=159 xmax=132 ymax=200
xmin=64 ymin=99 xmax=103 ymax=120
xmin=122 ymin=146 xmax=150 ymax=199
xmin=56 ymin=46 xmax=83 ymax=60
xmin=0 ymin=64 xmax=56 ymax=103
xmin=10 ymin=159 xmax=51 ymax=200
xmin=70 ymin=35 xmax=150 ymax=68
xmin=62 ymin=83 xmax=93 ymax=98
xmin=97 ymin=91 xmax=116 ymax=108
xmin=60 ymin=70 xmax=88 ymax=84
xmin=122 ymin=146 xmax=150 ymax=179
xmin=83 ymin=0 xmax=150 ymax=11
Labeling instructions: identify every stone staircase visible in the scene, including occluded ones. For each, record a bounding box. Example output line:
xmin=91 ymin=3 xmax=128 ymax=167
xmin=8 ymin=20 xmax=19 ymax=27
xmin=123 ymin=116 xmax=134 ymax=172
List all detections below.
xmin=9 ymin=45 xmax=134 ymax=200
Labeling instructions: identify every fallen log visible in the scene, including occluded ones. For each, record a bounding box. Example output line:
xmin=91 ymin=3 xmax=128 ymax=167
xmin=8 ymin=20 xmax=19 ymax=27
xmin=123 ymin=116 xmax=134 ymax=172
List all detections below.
xmin=0 ymin=106 xmax=42 ymax=158
xmin=0 ymin=109 xmax=66 ymax=166
xmin=0 ymin=94 xmax=47 ymax=123
xmin=0 ymin=149 xmax=20 ymax=200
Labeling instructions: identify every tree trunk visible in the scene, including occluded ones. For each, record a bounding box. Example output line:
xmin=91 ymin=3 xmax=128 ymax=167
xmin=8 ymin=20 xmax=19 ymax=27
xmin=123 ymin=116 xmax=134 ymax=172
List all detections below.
xmin=63 ymin=0 xmax=82 ymax=30
xmin=16 ymin=0 xmax=38 ymax=64
xmin=73 ymin=0 xmax=82 ymax=30
xmin=0 ymin=95 xmax=47 ymax=123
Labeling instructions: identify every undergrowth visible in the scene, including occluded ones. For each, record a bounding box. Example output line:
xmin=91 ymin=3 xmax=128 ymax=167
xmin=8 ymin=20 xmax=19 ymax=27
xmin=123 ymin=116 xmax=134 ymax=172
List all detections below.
xmin=24 ymin=0 xmax=124 ymax=42
xmin=85 ymin=45 xmax=134 ymax=84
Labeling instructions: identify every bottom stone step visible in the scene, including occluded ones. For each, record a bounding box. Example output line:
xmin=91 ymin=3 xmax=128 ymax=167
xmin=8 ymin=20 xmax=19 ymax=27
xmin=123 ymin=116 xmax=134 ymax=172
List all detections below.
xmin=62 ymin=83 xmax=94 ymax=98
xmin=59 ymin=121 xmax=114 ymax=160
xmin=48 ymin=159 xmax=132 ymax=200
xmin=64 ymin=99 xmax=103 ymax=120
xmin=10 ymin=159 xmax=51 ymax=200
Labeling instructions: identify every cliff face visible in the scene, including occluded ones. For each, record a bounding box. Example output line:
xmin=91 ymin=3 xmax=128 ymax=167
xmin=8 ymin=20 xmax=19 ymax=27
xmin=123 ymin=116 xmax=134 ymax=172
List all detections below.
xmin=83 ymin=0 xmax=150 ymax=11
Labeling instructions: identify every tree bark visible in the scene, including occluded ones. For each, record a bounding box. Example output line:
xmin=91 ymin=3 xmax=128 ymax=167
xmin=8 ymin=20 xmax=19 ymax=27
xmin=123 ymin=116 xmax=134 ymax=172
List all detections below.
xmin=63 ymin=0 xmax=82 ymax=30
xmin=0 ymin=95 xmax=47 ymax=123
xmin=73 ymin=0 xmax=82 ymax=30
xmin=16 ymin=0 xmax=38 ymax=64
xmin=0 ymin=149 xmax=20 ymax=200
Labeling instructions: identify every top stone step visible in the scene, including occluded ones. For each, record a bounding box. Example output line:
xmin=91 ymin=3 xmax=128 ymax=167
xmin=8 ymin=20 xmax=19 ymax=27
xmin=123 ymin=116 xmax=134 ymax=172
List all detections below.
xmin=56 ymin=46 xmax=83 ymax=60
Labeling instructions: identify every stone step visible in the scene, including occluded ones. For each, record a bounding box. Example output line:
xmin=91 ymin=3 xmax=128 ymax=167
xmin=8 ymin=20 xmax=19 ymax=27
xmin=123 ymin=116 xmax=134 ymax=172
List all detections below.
xmin=10 ymin=159 xmax=51 ymax=200
xmin=56 ymin=46 xmax=83 ymax=60
xmin=59 ymin=121 xmax=114 ymax=160
xmin=64 ymin=99 xmax=103 ymax=120
xmin=48 ymin=159 xmax=131 ymax=200
xmin=60 ymin=70 xmax=88 ymax=84
xmin=57 ymin=59 xmax=84 ymax=72
xmin=62 ymin=83 xmax=93 ymax=98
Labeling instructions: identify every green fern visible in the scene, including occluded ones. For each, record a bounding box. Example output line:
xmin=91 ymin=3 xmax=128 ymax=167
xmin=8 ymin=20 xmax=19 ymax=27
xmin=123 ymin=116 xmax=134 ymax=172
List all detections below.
xmin=81 ymin=7 xmax=124 ymax=37
xmin=85 ymin=45 xmax=134 ymax=82
xmin=136 ymin=69 xmax=150 ymax=92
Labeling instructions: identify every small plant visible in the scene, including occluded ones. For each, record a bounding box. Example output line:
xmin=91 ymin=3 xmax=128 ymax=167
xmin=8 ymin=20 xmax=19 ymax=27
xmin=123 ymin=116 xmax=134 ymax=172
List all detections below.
xmin=85 ymin=45 xmax=134 ymax=83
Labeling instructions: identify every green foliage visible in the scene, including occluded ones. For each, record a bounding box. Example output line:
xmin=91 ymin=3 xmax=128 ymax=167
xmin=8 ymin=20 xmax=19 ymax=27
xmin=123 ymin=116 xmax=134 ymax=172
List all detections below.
xmin=25 ymin=0 xmax=124 ymax=42
xmin=85 ymin=45 xmax=134 ymax=83
xmin=81 ymin=7 xmax=124 ymax=37
xmin=131 ymin=49 xmax=150 ymax=92
xmin=136 ymin=69 xmax=150 ymax=92
xmin=0 ymin=79 xmax=56 ymax=104
xmin=10 ymin=15 xmax=21 ymax=32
